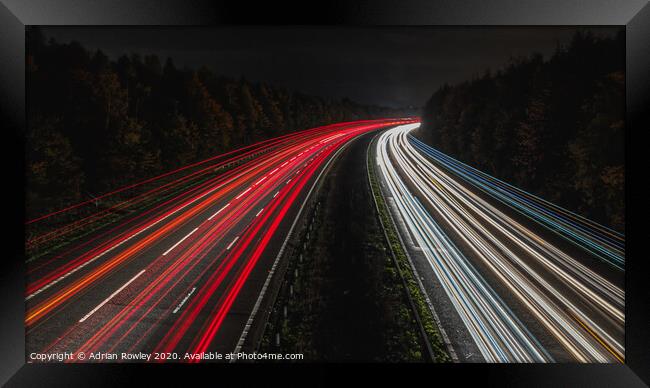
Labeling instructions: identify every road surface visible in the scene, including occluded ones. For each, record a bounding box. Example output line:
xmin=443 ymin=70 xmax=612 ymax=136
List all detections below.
xmin=25 ymin=119 xmax=413 ymax=362
xmin=373 ymin=123 xmax=624 ymax=363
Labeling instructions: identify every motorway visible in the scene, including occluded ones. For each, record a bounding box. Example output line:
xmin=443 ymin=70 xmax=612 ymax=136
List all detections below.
xmin=25 ymin=119 xmax=412 ymax=362
xmin=374 ymin=123 xmax=625 ymax=363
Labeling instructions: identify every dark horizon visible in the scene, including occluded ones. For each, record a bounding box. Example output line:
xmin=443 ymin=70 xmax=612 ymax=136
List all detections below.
xmin=25 ymin=25 xmax=626 ymax=367
xmin=38 ymin=26 xmax=621 ymax=108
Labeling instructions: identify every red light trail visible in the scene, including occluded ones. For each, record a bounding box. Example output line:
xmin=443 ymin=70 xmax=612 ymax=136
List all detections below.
xmin=26 ymin=119 xmax=415 ymax=361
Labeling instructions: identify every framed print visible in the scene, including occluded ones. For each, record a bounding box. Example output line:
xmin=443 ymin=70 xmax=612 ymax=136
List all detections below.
xmin=1 ymin=0 xmax=648 ymax=386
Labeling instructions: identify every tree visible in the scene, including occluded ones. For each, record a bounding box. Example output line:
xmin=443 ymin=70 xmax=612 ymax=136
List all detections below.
xmin=257 ymin=82 xmax=285 ymax=137
xmin=512 ymin=86 xmax=549 ymax=187
xmin=25 ymin=32 xmax=403 ymax=217
xmin=185 ymin=72 xmax=234 ymax=157
xmin=417 ymin=31 xmax=625 ymax=231
xmin=161 ymin=113 xmax=199 ymax=168
xmin=26 ymin=116 xmax=84 ymax=216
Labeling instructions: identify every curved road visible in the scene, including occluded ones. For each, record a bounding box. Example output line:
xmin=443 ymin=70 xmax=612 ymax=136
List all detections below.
xmin=25 ymin=119 xmax=413 ymax=362
xmin=374 ymin=123 xmax=624 ymax=363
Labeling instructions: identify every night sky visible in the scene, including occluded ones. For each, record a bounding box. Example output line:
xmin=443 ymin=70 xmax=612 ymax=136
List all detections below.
xmin=41 ymin=26 xmax=621 ymax=108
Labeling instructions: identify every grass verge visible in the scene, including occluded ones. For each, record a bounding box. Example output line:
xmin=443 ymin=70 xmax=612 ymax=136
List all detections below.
xmin=366 ymin=135 xmax=451 ymax=363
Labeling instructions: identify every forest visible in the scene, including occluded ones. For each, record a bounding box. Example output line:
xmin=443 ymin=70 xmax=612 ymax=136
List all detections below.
xmin=416 ymin=31 xmax=625 ymax=232
xmin=26 ymin=27 xmax=404 ymax=219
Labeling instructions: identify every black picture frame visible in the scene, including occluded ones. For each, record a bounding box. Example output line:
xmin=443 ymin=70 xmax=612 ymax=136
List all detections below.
xmin=1 ymin=1 xmax=648 ymax=386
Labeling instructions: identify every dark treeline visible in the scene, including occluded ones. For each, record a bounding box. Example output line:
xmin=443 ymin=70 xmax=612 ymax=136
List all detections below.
xmin=26 ymin=27 xmax=405 ymax=219
xmin=416 ymin=31 xmax=625 ymax=232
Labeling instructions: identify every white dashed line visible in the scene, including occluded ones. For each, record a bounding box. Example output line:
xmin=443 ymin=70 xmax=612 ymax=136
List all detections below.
xmin=226 ymin=236 xmax=239 ymax=250
xmin=162 ymin=227 xmax=198 ymax=256
xmin=172 ymin=287 xmax=196 ymax=314
xmin=27 ymin=176 xmax=234 ymax=301
xmin=79 ymin=269 xmax=146 ymax=323
xmin=235 ymin=187 xmax=252 ymax=200
xmin=208 ymin=203 xmax=230 ymax=220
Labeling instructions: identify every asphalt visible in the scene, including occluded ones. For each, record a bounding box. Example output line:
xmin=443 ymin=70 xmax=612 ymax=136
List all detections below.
xmin=25 ymin=141 xmax=339 ymax=361
xmin=372 ymin=137 xmax=482 ymax=362
xmin=373 ymin=129 xmax=624 ymax=363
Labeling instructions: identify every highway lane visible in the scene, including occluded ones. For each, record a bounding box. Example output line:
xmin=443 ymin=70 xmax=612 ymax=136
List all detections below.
xmin=26 ymin=119 xmax=414 ymax=362
xmin=25 ymin=122 xmax=364 ymax=264
xmin=374 ymin=123 xmax=624 ymax=363
xmin=409 ymin=136 xmax=625 ymax=270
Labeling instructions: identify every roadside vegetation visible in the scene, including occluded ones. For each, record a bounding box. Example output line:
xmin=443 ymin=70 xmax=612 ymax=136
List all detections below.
xmin=26 ymin=27 xmax=404 ymax=221
xmin=366 ymin=139 xmax=451 ymax=362
xmin=259 ymin=135 xmax=447 ymax=361
xmin=417 ymin=31 xmax=625 ymax=231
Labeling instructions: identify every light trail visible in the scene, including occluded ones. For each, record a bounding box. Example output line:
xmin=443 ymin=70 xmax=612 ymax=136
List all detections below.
xmin=26 ymin=118 xmax=416 ymax=361
xmin=374 ymin=123 xmax=624 ymax=363
xmin=409 ymin=136 xmax=625 ymax=270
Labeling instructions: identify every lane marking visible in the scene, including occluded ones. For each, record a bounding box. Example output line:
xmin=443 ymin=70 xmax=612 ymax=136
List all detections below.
xmin=162 ymin=227 xmax=198 ymax=256
xmin=286 ymin=178 xmax=292 ymax=184
xmin=27 ymin=172 xmax=239 ymax=301
xmin=79 ymin=269 xmax=146 ymax=322
xmin=226 ymin=236 xmax=239 ymax=250
xmin=231 ymin=132 xmax=356 ymax=359
xmin=273 ymin=191 xmax=279 ymax=198
xmin=172 ymin=287 xmax=197 ymax=314
xmin=208 ymin=203 xmax=230 ymax=220
xmin=235 ymin=187 xmax=252 ymax=200
xmin=255 ymin=176 xmax=267 ymax=185
xmin=255 ymin=208 xmax=264 ymax=217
